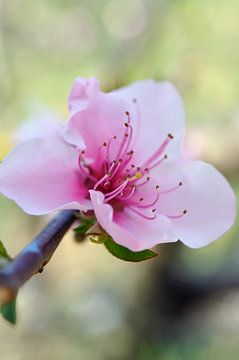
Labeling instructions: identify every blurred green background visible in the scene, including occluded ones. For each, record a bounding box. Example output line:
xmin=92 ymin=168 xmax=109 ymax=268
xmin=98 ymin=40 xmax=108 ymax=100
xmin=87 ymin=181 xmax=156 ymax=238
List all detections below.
xmin=0 ymin=0 xmax=239 ymax=359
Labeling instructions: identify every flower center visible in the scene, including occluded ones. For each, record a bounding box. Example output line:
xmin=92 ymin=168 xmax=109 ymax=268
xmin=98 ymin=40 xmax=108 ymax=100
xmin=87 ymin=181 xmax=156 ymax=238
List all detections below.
xmin=78 ymin=111 xmax=187 ymax=220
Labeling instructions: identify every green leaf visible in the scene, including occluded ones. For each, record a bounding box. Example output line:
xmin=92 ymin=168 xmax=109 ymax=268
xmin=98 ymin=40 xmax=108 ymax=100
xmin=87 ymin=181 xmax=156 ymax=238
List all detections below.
xmin=1 ymin=299 xmax=17 ymax=325
xmin=0 ymin=241 xmax=17 ymax=325
xmin=0 ymin=240 xmax=9 ymax=259
xmin=74 ymin=218 xmax=96 ymax=234
xmin=104 ymin=237 xmax=158 ymax=262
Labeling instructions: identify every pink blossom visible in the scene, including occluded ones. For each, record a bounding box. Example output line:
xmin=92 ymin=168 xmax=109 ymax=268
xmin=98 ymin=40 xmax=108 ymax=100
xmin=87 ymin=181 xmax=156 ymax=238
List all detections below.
xmin=0 ymin=77 xmax=236 ymax=251
xmin=14 ymin=106 xmax=61 ymax=144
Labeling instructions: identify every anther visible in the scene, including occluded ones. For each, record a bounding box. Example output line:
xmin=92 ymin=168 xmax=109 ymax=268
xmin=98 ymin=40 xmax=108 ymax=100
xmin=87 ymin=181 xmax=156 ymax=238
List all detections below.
xmin=103 ymin=142 xmax=107 ymax=147
xmin=135 ymin=171 xmax=142 ymax=179
xmin=124 ymin=122 xmax=129 ymax=127
xmin=125 ymin=111 xmax=130 ymax=116
xmin=131 ymin=164 xmax=135 ymax=168
xmin=144 ymin=168 xmax=149 ymax=172
xmin=132 ymin=98 xmax=137 ymax=103
xmin=139 ymin=197 xmax=144 ymax=202
xmin=179 ymin=182 xmax=183 ymax=186
xmin=164 ymin=154 xmax=168 ymax=159
xmin=156 ymin=185 xmax=160 ymax=189
xmin=147 ymin=177 xmax=150 ymax=181
xmin=168 ymin=133 xmax=174 ymax=139
xmin=113 ymin=135 xmax=117 ymax=139
xmin=183 ymin=210 xmax=187 ymax=214
xmin=152 ymin=209 xmax=157 ymax=213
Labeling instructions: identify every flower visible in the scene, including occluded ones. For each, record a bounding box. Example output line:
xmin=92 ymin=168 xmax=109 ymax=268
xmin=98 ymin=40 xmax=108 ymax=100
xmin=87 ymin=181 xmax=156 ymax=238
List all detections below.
xmin=0 ymin=77 xmax=236 ymax=251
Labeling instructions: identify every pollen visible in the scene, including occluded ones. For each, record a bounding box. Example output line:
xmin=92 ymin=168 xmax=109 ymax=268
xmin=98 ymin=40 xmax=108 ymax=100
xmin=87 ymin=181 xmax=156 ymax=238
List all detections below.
xmin=135 ymin=171 xmax=142 ymax=179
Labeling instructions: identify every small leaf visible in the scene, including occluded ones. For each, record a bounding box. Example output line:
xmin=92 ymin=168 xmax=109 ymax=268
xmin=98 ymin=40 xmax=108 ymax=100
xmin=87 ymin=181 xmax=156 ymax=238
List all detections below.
xmin=104 ymin=237 xmax=158 ymax=262
xmin=74 ymin=218 xmax=96 ymax=235
xmin=0 ymin=240 xmax=10 ymax=259
xmin=1 ymin=299 xmax=17 ymax=325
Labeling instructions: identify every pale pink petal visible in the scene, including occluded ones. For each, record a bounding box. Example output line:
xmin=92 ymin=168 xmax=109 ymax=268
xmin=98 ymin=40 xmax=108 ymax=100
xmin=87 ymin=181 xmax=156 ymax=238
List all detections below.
xmin=14 ymin=107 xmax=62 ymax=144
xmin=68 ymin=77 xmax=99 ymax=115
xmin=0 ymin=138 xmax=92 ymax=215
xmin=114 ymin=80 xmax=185 ymax=164
xmin=62 ymin=77 xmax=135 ymax=162
xmin=156 ymin=160 xmax=236 ymax=248
xmin=90 ymin=190 xmax=177 ymax=251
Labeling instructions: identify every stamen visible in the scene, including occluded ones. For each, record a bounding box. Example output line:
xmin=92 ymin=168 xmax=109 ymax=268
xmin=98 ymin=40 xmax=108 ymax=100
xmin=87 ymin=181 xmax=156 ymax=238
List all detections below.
xmin=116 ymin=122 xmax=133 ymax=161
xmin=127 ymin=171 xmax=142 ymax=182
xmin=130 ymin=190 xmax=159 ymax=209
xmin=128 ymin=207 xmax=157 ymax=220
xmin=160 ymin=182 xmax=183 ymax=195
xmin=147 ymin=154 xmax=168 ymax=172
xmin=119 ymin=149 xmax=134 ymax=174
xmin=132 ymin=97 xmax=141 ymax=144
xmin=105 ymin=180 xmax=129 ymax=202
xmin=93 ymin=162 xmax=116 ymax=190
xmin=119 ymin=125 xmax=133 ymax=161
xmin=106 ymin=136 xmax=117 ymax=165
xmin=109 ymin=159 xmax=122 ymax=179
xmin=135 ymin=191 xmax=159 ymax=209
xmin=96 ymin=141 xmax=108 ymax=166
xmin=142 ymin=134 xmax=173 ymax=169
xmin=103 ymin=181 xmax=110 ymax=188
xmin=136 ymin=177 xmax=150 ymax=187
xmin=120 ymin=185 xmax=136 ymax=200
xmin=125 ymin=111 xmax=131 ymax=124
xmin=167 ymin=209 xmax=188 ymax=220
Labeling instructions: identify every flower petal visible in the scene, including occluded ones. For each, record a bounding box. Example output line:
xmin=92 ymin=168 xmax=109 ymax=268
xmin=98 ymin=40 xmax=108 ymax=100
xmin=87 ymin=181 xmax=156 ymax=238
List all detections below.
xmin=156 ymin=160 xmax=236 ymax=248
xmin=62 ymin=77 xmax=133 ymax=163
xmin=0 ymin=138 xmax=92 ymax=215
xmin=114 ymin=80 xmax=185 ymax=164
xmin=14 ymin=107 xmax=62 ymax=144
xmin=90 ymin=190 xmax=177 ymax=251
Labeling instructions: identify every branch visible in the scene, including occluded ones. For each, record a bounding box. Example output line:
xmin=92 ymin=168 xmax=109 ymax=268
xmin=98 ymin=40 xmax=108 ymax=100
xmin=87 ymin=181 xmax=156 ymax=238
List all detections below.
xmin=0 ymin=210 xmax=77 ymax=304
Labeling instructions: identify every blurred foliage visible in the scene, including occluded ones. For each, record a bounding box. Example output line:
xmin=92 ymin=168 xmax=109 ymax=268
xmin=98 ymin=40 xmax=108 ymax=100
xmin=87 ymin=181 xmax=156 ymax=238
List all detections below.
xmin=0 ymin=0 xmax=239 ymax=359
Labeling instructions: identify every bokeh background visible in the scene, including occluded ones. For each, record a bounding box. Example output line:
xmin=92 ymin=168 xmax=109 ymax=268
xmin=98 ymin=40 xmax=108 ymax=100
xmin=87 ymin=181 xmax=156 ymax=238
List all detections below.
xmin=0 ymin=0 xmax=239 ymax=359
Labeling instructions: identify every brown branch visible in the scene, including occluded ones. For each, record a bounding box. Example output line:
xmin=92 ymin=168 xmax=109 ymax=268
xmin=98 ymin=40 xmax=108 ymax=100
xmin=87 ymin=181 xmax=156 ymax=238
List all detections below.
xmin=0 ymin=210 xmax=77 ymax=304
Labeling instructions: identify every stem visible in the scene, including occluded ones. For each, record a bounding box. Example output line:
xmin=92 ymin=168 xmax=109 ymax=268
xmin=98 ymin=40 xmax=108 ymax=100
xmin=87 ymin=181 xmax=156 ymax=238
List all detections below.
xmin=0 ymin=210 xmax=77 ymax=304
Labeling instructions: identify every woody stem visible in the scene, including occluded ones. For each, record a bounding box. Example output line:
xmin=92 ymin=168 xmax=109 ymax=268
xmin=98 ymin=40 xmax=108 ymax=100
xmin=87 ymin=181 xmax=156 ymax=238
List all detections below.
xmin=0 ymin=210 xmax=78 ymax=304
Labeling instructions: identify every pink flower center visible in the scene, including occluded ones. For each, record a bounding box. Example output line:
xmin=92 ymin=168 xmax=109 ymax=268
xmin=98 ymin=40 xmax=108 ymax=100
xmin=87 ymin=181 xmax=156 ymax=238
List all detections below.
xmin=78 ymin=111 xmax=186 ymax=220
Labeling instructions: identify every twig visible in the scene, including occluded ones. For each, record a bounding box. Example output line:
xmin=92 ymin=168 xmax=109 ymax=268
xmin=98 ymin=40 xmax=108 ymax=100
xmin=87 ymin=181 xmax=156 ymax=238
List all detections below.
xmin=0 ymin=210 xmax=77 ymax=304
